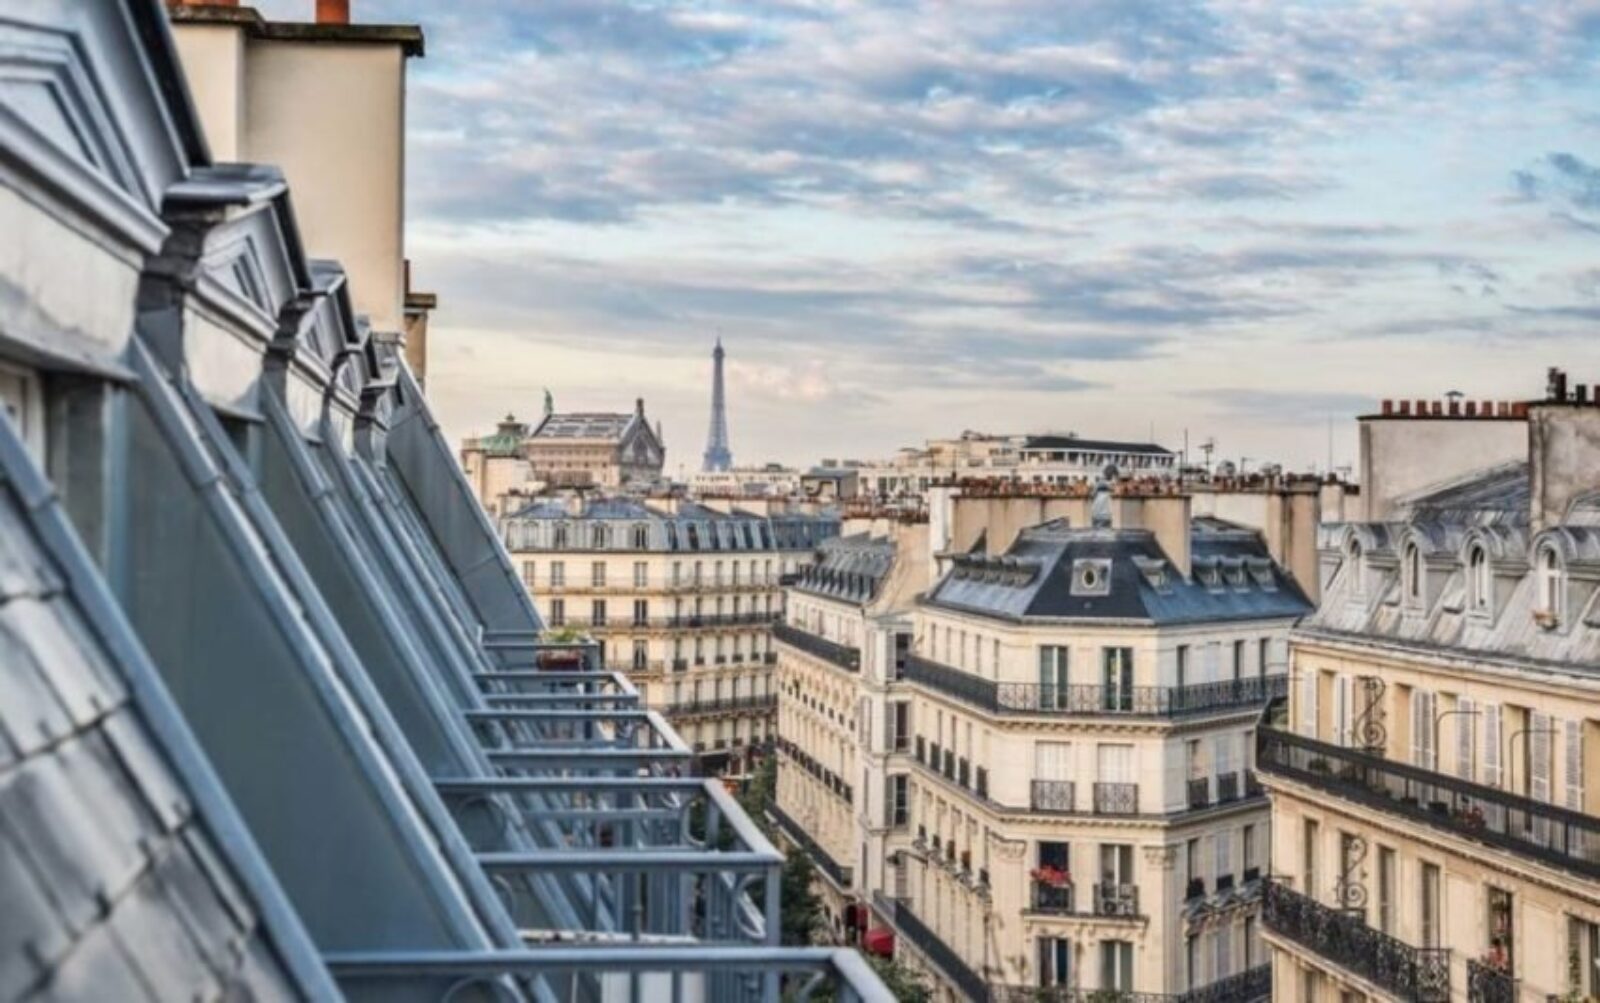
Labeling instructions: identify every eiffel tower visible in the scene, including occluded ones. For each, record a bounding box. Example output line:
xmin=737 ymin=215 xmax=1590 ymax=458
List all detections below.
xmin=702 ymin=338 xmax=733 ymax=472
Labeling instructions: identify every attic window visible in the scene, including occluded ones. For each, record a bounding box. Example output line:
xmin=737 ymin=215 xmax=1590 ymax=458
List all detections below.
xmin=1467 ymin=543 xmax=1491 ymax=614
xmin=632 ymin=523 xmax=650 ymax=549
xmin=1070 ymin=559 xmax=1111 ymax=597
xmin=1403 ymin=542 xmax=1421 ymax=604
xmin=553 ymin=523 xmax=569 ymax=548
xmin=1537 ymin=545 xmax=1565 ymax=627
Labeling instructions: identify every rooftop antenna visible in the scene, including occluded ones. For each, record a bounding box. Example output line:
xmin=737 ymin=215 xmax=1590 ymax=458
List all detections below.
xmin=1199 ymin=438 xmax=1216 ymax=475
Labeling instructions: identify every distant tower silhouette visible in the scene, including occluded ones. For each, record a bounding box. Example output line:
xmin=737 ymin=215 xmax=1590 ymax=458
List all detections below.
xmin=702 ymin=339 xmax=733 ymax=472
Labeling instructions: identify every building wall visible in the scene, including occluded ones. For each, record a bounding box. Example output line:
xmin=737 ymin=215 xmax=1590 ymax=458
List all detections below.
xmin=1358 ymin=417 xmax=1527 ymax=521
xmin=170 ymin=23 xmax=246 ymax=159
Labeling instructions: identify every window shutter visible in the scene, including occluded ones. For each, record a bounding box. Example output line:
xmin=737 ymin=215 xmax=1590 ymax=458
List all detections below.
xmin=1214 ymin=829 xmax=1232 ymax=880
xmin=1532 ymin=712 xmax=1553 ymax=804
xmin=1409 ymin=691 xmax=1424 ymax=768
xmin=1456 ymin=698 xmax=1475 ymax=782
xmin=1566 ymin=718 xmax=1584 ymax=811
xmin=1334 ymin=676 xmax=1352 ymax=747
xmin=1484 ymin=703 xmax=1502 ymax=788
xmin=1301 ymin=670 xmax=1318 ymax=737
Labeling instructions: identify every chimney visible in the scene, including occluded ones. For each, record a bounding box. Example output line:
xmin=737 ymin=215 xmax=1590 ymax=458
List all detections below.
xmin=1381 ymin=399 xmax=1393 ymax=416
xmin=316 ymin=0 xmax=349 ymax=24
xmin=1548 ymin=367 xmax=1569 ymax=402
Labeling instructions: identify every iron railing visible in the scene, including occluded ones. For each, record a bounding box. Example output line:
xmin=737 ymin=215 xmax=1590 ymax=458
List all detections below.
xmin=773 ymin=622 xmax=861 ymax=672
xmin=989 ymin=965 xmax=1270 ymax=1003
xmin=769 ymin=801 xmax=853 ymax=888
xmin=1187 ymin=777 xmax=1210 ymax=809
xmin=1466 ymin=959 xmax=1517 ymax=1003
xmin=776 ymin=737 xmax=853 ymax=803
xmin=873 ymin=895 xmax=988 ymax=1003
xmin=1263 ymin=879 xmax=1450 ymax=1002
xmin=1093 ymin=782 xmax=1139 ymax=815
xmin=1259 ymin=725 xmax=1600 ymax=880
xmin=671 ymin=694 xmax=778 ymax=717
xmin=1094 ymin=883 xmax=1139 ymax=918
xmin=1216 ymin=772 xmax=1240 ymax=803
xmin=1031 ymin=780 xmax=1076 ymax=812
xmin=904 ymin=655 xmax=1285 ymax=718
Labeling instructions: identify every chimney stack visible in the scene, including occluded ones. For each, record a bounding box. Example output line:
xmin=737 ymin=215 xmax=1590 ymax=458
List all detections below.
xmin=316 ymin=0 xmax=349 ymax=24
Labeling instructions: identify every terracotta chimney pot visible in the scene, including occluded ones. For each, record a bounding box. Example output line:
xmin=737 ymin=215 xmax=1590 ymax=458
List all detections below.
xmin=317 ymin=0 xmax=349 ymax=24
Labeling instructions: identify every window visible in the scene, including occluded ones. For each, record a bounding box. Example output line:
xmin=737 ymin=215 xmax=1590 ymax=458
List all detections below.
xmin=632 ymin=523 xmax=649 ymax=549
xmin=1540 ymin=546 xmax=1566 ymax=623
xmin=1420 ymin=862 xmax=1441 ymax=947
xmin=1377 ymin=845 xmax=1395 ymax=934
xmin=549 ymin=598 xmax=565 ymax=626
xmin=1038 ymin=646 xmax=1069 ymax=710
xmin=1213 ymin=921 xmax=1233 ymax=980
xmin=889 ymin=703 xmax=910 ymax=752
xmin=591 ymin=561 xmax=606 ymax=587
xmin=0 ymin=362 xmax=44 ymax=462
xmin=1258 ymin=637 xmax=1271 ymax=677
xmin=550 ymin=561 xmax=566 ymax=587
xmin=632 ymin=640 xmax=648 ymax=670
xmin=1175 ymin=644 xmax=1189 ymax=689
xmin=1346 ymin=538 xmax=1364 ymax=595
xmin=1410 ymin=688 xmax=1437 ymax=770
xmin=1185 ymin=934 xmax=1199 ymax=991
xmin=632 ymin=599 xmax=648 ymax=626
xmin=1303 ymin=819 xmax=1319 ymax=897
xmin=1468 ymin=543 xmax=1491 ymax=613
xmin=633 ymin=561 xmax=648 ymax=588
xmin=1403 ymin=541 xmax=1422 ymax=603
xmin=1038 ymin=937 xmax=1071 ymax=988
xmin=553 ymin=523 xmax=569 ymax=548
xmin=1485 ymin=702 xmax=1503 ymax=788
xmin=521 ymin=561 xmax=536 ymax=586
xmin=888 ymin=775 xmax=909 ymax=827
xmin=1569 ymin=917 xmax=1600 ymax=1000
xmin=1242 ymin=824 xmax=1257 ymax=876
xmin=591 ymin=599 xmax=607 ymax=626
xmin=1232 ymin=639 xmax=1245 ymax=681
xmin=1099 ymin=940 xmax=1133 ymax=992
xmin=592 ymin=523 xmax=609 ymax=548
xmin=1214 ymin=828 xmax=1233 ymax=889
xmin=1102 ymin=647 xmax=1133 ymax=712
xmin=1567 ymin=718 xmax=1586 ymax=811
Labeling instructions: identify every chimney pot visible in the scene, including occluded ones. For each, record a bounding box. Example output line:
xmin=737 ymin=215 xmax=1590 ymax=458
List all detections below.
xmin=1398 ymin=401 xmax=1411 ymax=416
xmin=1576 ymin=384 xmax=1590 ymax=405
xmin=1381 ymin=399 xmax=1393 ymax=416
xmin=1464 ymin=401 xmax=1477 ymax=417
xmin=1448 ymin=399 xmax=1461 ymax=416
xmin=1431 ymin=400 xmax=1443 ymax=416
xmin=1513 ymin=401 xmax=1529 ymax=418
xmin=316 ymin=0 xmax=349 ymax=24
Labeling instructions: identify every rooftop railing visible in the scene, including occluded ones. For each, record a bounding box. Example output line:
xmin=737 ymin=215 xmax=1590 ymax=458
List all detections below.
xmin=1263 ymin=879 xmax=1449 ymax=1003
xmin=1258 ymin=725 xmax=1600 ymax=880
xmin=773 ymin=622 xmax=861 ymax=673
xmin=904 ymin=655 xmax=1286 ymax=719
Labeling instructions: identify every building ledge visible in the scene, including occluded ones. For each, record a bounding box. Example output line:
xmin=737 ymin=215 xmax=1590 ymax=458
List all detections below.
xmin=168 ymin=6 xmax=426 ymax=57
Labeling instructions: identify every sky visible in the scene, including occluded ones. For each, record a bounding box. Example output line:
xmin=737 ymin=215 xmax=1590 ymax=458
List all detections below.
xmin=260 ymin=0 xmax=1600 ymax=476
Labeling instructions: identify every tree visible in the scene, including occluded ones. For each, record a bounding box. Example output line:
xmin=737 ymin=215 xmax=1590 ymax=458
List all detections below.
xmin=739 ymin=752 xmax=778 ymax=829
xmin=780 ymin=850 xmax=823 ymax=946
xmin=865 ymin=955 xmax=932 ymax=1003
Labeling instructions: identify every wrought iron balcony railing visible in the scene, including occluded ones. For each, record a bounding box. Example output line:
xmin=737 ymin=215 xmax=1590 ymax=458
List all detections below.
xmin=1093 ymin=883 xmax=1139 ymax=918
xmin=904 ymin=654 xmax=1286 ymax=718
xmin=1031 ymin=779 xmax=1076 ymax=812
xmin=1093 ymin=782 xmax=1139 ymax=815
xmin=1216 ymin=771 xmax=1240 ymax=803
xmin=671 ymin=693 xmax=779 ymax=717
xmin=1263 ymin=879 xmax=1450 ymax=1002
xmin=773 ymin=621 xmax=861 ymax=672
xmin=988 ymin=964 xmax=1271 ymax=1003
xmin=1467 ymin=959 xmax=1517 ymax=1003
xmin=1259 ymin=725 xmax=1600 ymax=880
xmin=873 ymin=895 xmax=988 ymax=1003
xmin=776 ymin=737 xmax=853 ymax=803
xmin=1031 ymin=881 xmax=1076 ymax=914
xmin=556 ymin=611 xmax=781 ymax=631
xmin=1187 ymin=777 xmax=1210 ymax=809
xmin=769 ymin=801 xmax=853 ymax=888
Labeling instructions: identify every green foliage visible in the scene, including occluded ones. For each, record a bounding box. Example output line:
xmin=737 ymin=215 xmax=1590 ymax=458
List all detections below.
xmin=740 ymin=753 xmax=778 ymax=828
xmin=865 ymin=955 xmax=932 ymax=1002
xmin=542 ymin=626 xmax=588 ymax=644
xmin=780 ymin=850 xmax=822 ymax=946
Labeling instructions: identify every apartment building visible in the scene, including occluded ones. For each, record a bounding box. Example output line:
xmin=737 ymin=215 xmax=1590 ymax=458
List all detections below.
xmin=877 ymin=507 xmax=1308 ymax=1002
xmin=771 ymin=524 xmax=929 ymax=941
xmin=501 ymin=497 xmax=837 ymax=773
xmin=1261 ymin=373 xmax=1600 ymax=1003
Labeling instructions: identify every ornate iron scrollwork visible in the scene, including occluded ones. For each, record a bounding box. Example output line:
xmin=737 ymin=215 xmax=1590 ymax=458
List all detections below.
xmin=1356 ymin=675 xmax=1387 ymax=752
xmin=1335 ymin=834 xmax=1369 ymax=913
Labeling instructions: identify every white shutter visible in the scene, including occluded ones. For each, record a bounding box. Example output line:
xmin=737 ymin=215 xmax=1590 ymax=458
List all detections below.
xmin=1098 ymin=744 xmax=1133 ymax=783
xmin=1566 ymin=718 xmax=1585 ymax=811
xmin=1333 ymin=676 xmax=1349 ymax=747
xmin=1215 ymin=828 xmax=1233 ymax=880
xmin=1301 ymin=670 xmax=1318 ymax=737
xmin=1484 ymin=703 xmax=1503 ymax=788
xmin=1532 ymin=712 xmax=1553 ymax=804
xmin=1410 ymin=690 xmax=1437 ymax=771
xmin=1456 ymin=698 xmax=1475 ymax=782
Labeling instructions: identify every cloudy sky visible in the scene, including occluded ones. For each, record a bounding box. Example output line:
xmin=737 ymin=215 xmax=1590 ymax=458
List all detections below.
xmin=261 ymin=0 xmax=1599 ymax=475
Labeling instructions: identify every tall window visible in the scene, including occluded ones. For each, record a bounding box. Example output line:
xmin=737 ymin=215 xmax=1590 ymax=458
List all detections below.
xmin=888 ymin=775 xmax=909 ymax=827
xmin=631 ymin=640 xmax=648 ymax=669
xmin=521 ymin=561 xmax=536 ymax=586
xmin=1038 ymin=937 xmax=1071 ymax=988
xmin=591 ymin=561 xmax=606 ymax=587
xmin=1540 ymin=546 xmax=1565 ymax=622
xmin=553 ymin=523 xmax=569 ymax=548
xmin=632 ymin=599 xmax=648 ymax=626
xmin=1232 ymin=639 xmax=1245 ymax=682
xmin=1404 ymin=542 xmax=1422 ymax=602
xmin=550 ymin=561 xmax=565 ymax=587
xmin=1377 ymin=845 xmax=1396 ymax=934
xmin=1468 ymin=543 xmax=1491 ymax=612
xmin=1038 ymin=646 xmax=1069 ymax=710
xmin=633 ymin=561 xmax=648 ymax=587
xmin=549 ymin=599 xmax=565 ymax=626
xmin=632 ymin=523 xmax=649 ymax=548
xmin=1258 ymin=637 xmax=1271 ymax=677
xmin=591 ymin=600 xmax=607 ymax=626
xmin=1102 ymin=647 xmax=1134 ymax=712
xmin=592 ymin=523 xmax=609 ymax=548
xmin=1421 ymin=862 xmax=1441 ymax=947
xmin=1099 ymin=940 xmax=1133 ymax=992
xmin=1303 ymin=819 xmax=1319 ymax=897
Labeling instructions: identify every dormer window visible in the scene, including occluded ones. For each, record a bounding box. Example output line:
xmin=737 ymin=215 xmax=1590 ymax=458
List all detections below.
xmin=1070 ymin=559 xmax=1112 ymax=596
xmin=553 ymin=523 xmax=569 ymax=548
xmin=1346 ymin=538 xmax=1364 ymax=595
xmin=632 ymin=523 xmax=650 ymax=549
xmin=1537 ymin=545 xmax=1565 ymax=627
xmin=1467 ymin=543 xmax=1491 ymax=615
xmin=1403 ymin=542 xmax=1422 ymax=605
xmin=592 ymin=523 xmax=610 ymax=549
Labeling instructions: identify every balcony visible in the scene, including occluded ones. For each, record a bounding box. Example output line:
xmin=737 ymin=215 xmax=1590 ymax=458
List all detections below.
xmin=990 ymin=965 xmax=1271 ymax=1003
xmin=1093 ymin=782 xmax=1139 ymax=815
xmin=769 ymin=801 xmax=853 ymax=888
xmin=1093 ymin=883 xmax=1139 ymax=917
xmin=1259 ymin=725 xmax=1600 ymax=880
xmin=1031 ymin=780 xmax=1076 ymax=812
xmin=1216 ymin=771 xmax=1240 ymax=803
xmin=773 ymin=621 xmax=861 ymax=672
xmin=1031 ymin=881 xmax=1077 ymax=914
xmin=671 ymin=693 xmax=778 ymax=718
xmin=1187 ymin=777 xmax=1210 ymax=809
xmin=873 ymin=895 xmax=988 ymax=1003
xmin=1467 ymin=959 xmax=1518 ymax=1003
xmin=1263 ymin=879 xmax=1449 ymax=1002
xmin=904 ymin=654 xmax=1285 ymax=718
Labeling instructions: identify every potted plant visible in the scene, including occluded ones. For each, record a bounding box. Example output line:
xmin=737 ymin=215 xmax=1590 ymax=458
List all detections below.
xmin=1030 ymin=865 xmax=1072 ymax=888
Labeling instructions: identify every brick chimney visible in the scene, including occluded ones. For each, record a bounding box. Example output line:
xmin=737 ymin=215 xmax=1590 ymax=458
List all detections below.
xmin=316 ymin=0 xmax=349 ymax=24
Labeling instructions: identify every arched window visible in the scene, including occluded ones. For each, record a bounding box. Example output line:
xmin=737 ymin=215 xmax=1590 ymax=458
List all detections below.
xmin=1467 ymin=544 xmax=1490 ymax=612
xmin=1539 ymin=546 xmax=1565 ymax=623
xmin=1345 ymin=538 xmax=1364 ymax=595
xmin=1403 ymin=543 xmax=1422 ymax=603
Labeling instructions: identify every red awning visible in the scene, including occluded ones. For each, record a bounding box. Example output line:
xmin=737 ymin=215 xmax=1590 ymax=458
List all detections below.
xmin=863 ymin=927 xmax=895 ymax=958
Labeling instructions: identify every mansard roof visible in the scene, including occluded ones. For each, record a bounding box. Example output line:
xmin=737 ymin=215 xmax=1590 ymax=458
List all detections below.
xmin=924 ymin=519 xmax=1311 ymax=625
xmin=792 ymin=534 xmax=898 ymax=605
xmin=1020 ymin=435 xmax=1174 ymax=456
xmin=501 ymin=496 xmax=839 ymax=553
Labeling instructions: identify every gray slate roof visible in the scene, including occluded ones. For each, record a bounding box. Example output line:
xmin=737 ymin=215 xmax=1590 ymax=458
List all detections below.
xmin=925 ymin=519 xmax=1312 ymax=624
xmin=792 ymin=534 xmax=898 ymax=605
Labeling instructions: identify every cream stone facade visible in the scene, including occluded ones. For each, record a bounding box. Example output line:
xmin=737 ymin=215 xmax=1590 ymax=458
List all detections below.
xmin=1261 ymin=373 xmax=1600 ymax=1003
xmin=501 ymin=497 xmax=836 ymax=774
xmin=778 ymin=490 xmax=1311 ymax=1001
